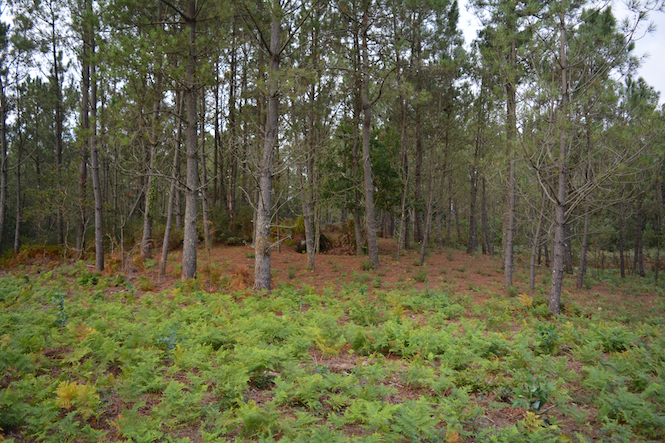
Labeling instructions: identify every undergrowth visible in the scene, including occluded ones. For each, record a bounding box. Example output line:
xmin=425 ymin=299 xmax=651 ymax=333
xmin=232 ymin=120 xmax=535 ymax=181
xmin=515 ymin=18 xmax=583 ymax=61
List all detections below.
xmin=0 ymin=264 xmax=664 ymax=442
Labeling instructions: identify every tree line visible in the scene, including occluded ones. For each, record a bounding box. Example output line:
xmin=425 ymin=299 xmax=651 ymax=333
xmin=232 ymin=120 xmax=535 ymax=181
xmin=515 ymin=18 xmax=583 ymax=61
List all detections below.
xmin=0 ymin=0 xmax=663 ymax=314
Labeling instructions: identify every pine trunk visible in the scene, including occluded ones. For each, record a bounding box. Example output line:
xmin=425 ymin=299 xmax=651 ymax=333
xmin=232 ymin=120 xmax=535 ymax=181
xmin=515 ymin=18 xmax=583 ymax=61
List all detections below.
xmin=576 ymin=201 xmax=590 ymax=289
xmin=482 ymin=177 xmax=491 ymax=255
xmin=200 ymin=92 xmax=211 ymax=249
xmin=530 ymin=192 xmax=545 ymax=291
xmin=90 ymin=61 xmax=104 ymax=271
xmin=181 ymin=1 xmax=199 ymax=280
xmin=549 ymin=17 xmax=568 ymax=315
xmin=619 ymin=203 xmax=625 ymax=278
xmin=141 ymin=84 xmax=161 ymax=258
xmin=77 ymin=14 xmax=90 ymax=255
xmin=254 ymin=16 xmax=280 ymax=290
xmin=160 ymin=91 xmax=184 ymax=276
xmin=503 ymin=28 xmax=517 ymax=287
xmin=634 ymin=196 xmax=645 ymax=276
xmin=0 ymin=75 xmax=7 ymax=253
xmin=52 ymin=20 xmax=64 ymax=246
xmin=361 ymin=12 xmax=379 ymax=269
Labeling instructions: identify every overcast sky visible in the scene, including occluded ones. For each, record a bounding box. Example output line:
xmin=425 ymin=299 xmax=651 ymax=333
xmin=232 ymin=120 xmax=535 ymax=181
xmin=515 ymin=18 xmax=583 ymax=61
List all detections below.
xmin=458 ymin=0 xmax=665 ymax=106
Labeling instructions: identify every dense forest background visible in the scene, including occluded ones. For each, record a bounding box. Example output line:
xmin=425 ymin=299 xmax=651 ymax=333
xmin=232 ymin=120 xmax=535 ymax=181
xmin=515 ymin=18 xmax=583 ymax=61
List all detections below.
xmin=0 ymin=0 xmax=663 ymax=313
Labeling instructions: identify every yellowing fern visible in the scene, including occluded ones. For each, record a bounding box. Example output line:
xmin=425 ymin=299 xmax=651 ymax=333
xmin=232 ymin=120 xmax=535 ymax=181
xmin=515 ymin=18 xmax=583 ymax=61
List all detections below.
xmin=521 ymin=411 xmax=544 ymax=432
xmin=55 ymin=380 xmax=78 ymax=409
xmin=55 ymin=380 xmax=99 ymax=418
xmin=518 ymin=293 xmax=534 ymax=308
xmin=67 ymin=322 xmax=95 ymax=341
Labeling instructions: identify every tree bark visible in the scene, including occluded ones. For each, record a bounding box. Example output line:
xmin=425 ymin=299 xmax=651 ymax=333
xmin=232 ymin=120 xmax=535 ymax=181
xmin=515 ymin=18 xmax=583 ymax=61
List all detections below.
xmin=302 ymin=19 xmax=319 ymax=270
xmin=414 ymin=106 xmax=423 ymax=244
xmin=352 ymin=30 xmax=364 ymax=257
xmin=303 ymin=129 xmax=316 ymax=270
xmin=226 ymin=21 xmax=238 ymax=220
xmin=160 ymin=91 xmax=184 ymax=276
xmin=619 ymin=203 xmax=625 ymax=278
xmin=446 ymin=172 xmax=452 ymax=247
xmin=141 ymin=7 xmax=163 ymax=259
xmin=51 ymin=17 xmax=64 ymax=246
xmin=656 ymin=182 xmax=663 ymax=282
xmin=90 ymin=60 xmax=104 ymax=271
xmin=503 ymin=19 xmax=517 ymax=287
xmin=634 ymin=195 xmax=645 ymax=277
xmin=254 ymin=15 xmax=281 ymax=290
xmin=419 ymin=173 xmax=435 ymax=266
xmin=13 ymin=87 xmax=22 ymax=255
xmin=396 ymin=28 xmax=409 ymax=260
xmin=0 ymin=73 xmax=7 ymax=254
xmin=564 ymin=218 xmax=573 ymax=274
xmin=361 ymin=11 xmax=379 ymax=269
xmin=181 ymin=0 xmax=199 ymax=280
xmin=576 ymin=200 xmax=590 ymax=289
xmin=549 ymin=16 xmax=569 ymax=315
xmin=482 ymin=177 xmax=491 ymax=256
xmin=77 ymin=6 xmax=91 ymax=255
xmin=200 ymin=91 xmax=211 ymax=249
xmin=530 ymin=192 xmax=546 ymax=291
xmin=468 ymin=142 xmax=480 ymax=255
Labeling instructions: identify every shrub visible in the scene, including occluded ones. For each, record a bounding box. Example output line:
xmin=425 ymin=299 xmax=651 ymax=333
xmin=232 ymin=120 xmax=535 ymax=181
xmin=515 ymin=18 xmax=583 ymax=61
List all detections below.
xmin=413 ymin=269 xmax=428 ymax=283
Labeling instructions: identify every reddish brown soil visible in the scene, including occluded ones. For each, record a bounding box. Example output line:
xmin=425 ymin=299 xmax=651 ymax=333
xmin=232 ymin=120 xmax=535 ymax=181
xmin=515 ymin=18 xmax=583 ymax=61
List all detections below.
xmin=106 ymin=235 xmax=658 ymax=319
xmin=8 ymin=233 xmax=659 ymax=316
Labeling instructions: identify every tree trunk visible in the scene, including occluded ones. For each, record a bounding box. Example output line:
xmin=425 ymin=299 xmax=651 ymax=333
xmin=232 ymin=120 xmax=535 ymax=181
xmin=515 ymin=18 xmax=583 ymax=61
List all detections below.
xmin=503 ymin=159 xmax=516 ymax=285
xmin=482 ymin=177 xmax=491 ymax=256
xmin=656 ymin=182 xmax=663 ymax=282
xmin=52 ymin=18 xmax=64 ymax=246
xmin=90 ymin=60 xmax=104 ymax=271
xmin=227 ymin=21 xmax=238 ymax=220
xmin=254 ymin=15 xmax=280 ymax=290
xmin=160 ymin=91 xmax=184 ymax=277
xmin=446 ymin=171 xmax=452 ymax=247
xmin=351 ymin=31 xmax=364 ymax=257
xmin=454 ymin=197 xmax=461 ymax=241
xmin=13 ymin=99 xmax=22 ymax=255
xmin=361 ymin=12 xmax=379 ymax=269
xmin=77 ymin=9 xmax=90 ymax=255
xmin=397 ymin=56 xmax=409 ymax=259
xmin=141 ymin=15 xmax=163 ymax=259
xmin=200 ymin=91 xmax=211 ymax=249
xmin=530 ymin=192 xmax=545 ymax=291
xmin=141 ymin=108 xmax=159 ymax=258
xmin=303 ymin=20 xmax=319 ymax=270
xmin=564 ymin=219 xmax=573 ymax=274
xmin=503 ymin=26 xmax=517 ymax=287
xmin=634 ymin=195 xmax=645 ymax=277
xmin=0 ymin=74 xmax=7 ymax=254
xmin=181 ymin=0 xmax=199 ymax=280
xmin=299 ymin=161 xmax=315 ymax=269
xmin=619 ymin=203 xmax=625 ymax=278
xmin=419 ymin=173 xmax=435 ymax=266
xmin=549 ymin=17 xmax=569 ymax=315
xmin=412 ymin=32 xmax=423 ymax=245
xmin=576 ymin=200 xmax=590 ymax=289
xmin=303 ymin=137 xmax=316 ymax=270
xmin=468 ymin=165 xmax=479 ymax=254
xmin=414 ymin=106 xmax=423 ymax=244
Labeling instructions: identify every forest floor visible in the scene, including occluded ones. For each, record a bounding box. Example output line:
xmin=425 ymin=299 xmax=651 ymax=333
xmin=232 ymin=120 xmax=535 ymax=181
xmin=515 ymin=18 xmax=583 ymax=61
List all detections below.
xmin=2 ymin=234 xmax=665 ymax=442
xmin=139 ymin=234 xmax=661 ymax=318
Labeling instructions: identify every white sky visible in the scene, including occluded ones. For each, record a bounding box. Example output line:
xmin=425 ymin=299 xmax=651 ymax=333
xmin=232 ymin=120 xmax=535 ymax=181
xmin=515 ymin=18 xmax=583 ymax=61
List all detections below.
xmin=458 ymin=0 xmax=665 ymax=106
